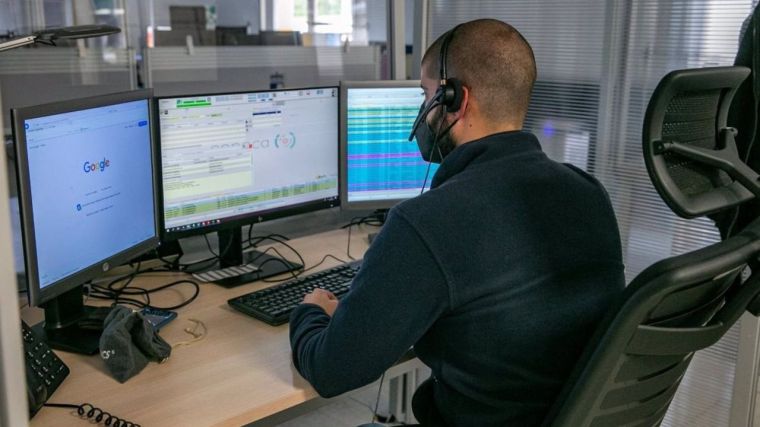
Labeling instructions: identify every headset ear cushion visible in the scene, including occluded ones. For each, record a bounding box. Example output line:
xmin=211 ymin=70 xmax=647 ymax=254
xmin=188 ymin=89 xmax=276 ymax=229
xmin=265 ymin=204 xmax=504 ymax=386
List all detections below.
xmin=444 ymin=78 xmax=464 ymax=112
xmin=433 ymin=86 xmax=445 ymax=104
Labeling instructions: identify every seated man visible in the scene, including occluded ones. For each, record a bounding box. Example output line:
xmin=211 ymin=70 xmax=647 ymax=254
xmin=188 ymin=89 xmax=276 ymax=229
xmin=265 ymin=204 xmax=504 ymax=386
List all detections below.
xmin=290 ymin=18 xmax=624 ymax=426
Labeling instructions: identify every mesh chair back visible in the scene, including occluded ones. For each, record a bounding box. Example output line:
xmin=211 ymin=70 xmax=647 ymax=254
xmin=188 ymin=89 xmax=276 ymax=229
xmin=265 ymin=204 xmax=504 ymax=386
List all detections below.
xmin=545 ymin=66 xmax=760 ymax=427
xmin=643 ymin=66 xmax=752 ymax=218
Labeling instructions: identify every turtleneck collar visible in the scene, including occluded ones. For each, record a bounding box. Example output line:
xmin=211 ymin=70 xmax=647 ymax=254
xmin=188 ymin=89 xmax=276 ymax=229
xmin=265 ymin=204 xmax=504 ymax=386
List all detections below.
xmin=430 ymin=130 xmax=543 ymax=188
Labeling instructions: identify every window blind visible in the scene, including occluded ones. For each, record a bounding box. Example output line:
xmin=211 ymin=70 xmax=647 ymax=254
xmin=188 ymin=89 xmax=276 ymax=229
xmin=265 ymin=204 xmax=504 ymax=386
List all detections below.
xmin=428 ymin=1 xmax=757 ymax=425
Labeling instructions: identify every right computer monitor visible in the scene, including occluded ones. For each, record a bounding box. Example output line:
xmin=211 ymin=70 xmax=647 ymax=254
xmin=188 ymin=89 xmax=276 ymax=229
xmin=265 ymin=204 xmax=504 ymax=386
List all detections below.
xmin=340 ymin=80 xmax=438 ymax=210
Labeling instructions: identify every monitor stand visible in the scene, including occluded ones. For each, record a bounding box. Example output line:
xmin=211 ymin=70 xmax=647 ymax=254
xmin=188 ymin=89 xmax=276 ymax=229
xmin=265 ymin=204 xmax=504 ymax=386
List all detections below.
xmin=191 ymin=227 xmax=302 ymax=288
xmin=34 ymin=286 xmax=111 ymax=355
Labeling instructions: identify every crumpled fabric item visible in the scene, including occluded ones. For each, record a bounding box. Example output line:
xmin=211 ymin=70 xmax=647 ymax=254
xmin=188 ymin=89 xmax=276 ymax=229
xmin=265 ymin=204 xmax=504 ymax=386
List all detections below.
xmin=99 ymin=305 xmax=171 ymax=383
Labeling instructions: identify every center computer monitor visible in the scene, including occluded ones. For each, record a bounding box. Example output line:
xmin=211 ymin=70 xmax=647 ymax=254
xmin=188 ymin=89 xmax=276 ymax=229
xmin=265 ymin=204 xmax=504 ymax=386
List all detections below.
xmin=339 ymin=80 xmax=439 ymax=211
xmin=156 ymin=87 xmax=339 ymax=286
xmin=13 ymin=89 xmax=160 ymax=354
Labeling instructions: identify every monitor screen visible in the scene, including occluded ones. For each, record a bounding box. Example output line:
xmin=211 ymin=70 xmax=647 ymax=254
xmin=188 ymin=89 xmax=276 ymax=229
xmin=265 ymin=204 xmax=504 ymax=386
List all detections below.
xmin=12 ymin=90 xmax=159 ymax=354
xmin=14 ymin=90 xmax=159 ymax=305
xmin=157 ymin=87 xmax=339 ymax=239
xmin=340 ymin=80 xmax=438 ymax=210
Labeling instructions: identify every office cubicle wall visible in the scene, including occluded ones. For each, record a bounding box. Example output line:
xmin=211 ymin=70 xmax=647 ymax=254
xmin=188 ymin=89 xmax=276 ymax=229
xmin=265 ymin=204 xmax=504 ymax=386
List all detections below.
xmin=144 ymin=45 xmax=381 ymax=96
xmin=0 ymin=86 xmax=28 ymax=425
xmin=0 ymin=47 xmax=136 ymax=136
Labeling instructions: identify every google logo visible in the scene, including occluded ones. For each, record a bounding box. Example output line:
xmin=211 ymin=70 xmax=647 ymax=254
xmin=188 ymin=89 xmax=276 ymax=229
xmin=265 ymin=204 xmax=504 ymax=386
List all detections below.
xmin=83 ymin=158 xmax=111 ymax=173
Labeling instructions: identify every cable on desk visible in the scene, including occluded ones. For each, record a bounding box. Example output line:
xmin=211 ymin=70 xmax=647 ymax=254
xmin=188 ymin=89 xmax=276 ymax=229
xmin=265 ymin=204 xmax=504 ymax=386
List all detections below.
xmin=203 ymin=230 xmax=237 ymax=261
xmin=251 ymin=246 xmax=303 ymax=283
xmin=88 ymin=264 xmax=149 ymax=308
xmin=301 ymin=254 xmax=350 ymax=275
xmin=155 ymin=227 xmax=300 ymax=275
xmin=247 ymin=232 xmax=291 ymax=248
xmin=143 ymin=279 xmax=200 ymax=311
xmin=157 ymin=240 xmax=228 ymax=273
xmin=259 ymin=252 xmax=351 ymax=285
xmin=85 ymin=264 xmax=150 ymax=309
xmin=248 ymin=234 xmax=306 ymax=271
xmin=86 ymin=261 xmax=201 ymax=311
xmin=340 ymin=211 xmax=386 ymax=229
xmin=44 ymin=402 xmax=140 ymax=427
xmin=155 ymin=224 xmax=256 ymax=272
xmin=89 ymin=279 xmax=200 ymax=311
xmin=245 ymin=235 xmax=350 ymax=284
xmin=239 ymin=233 xmax=307 ymax=282
xmin=341 ymin=212 xmax=385 ymax=261
xmin=346 ymin=223 xmax=357 ymax=261
xmin=163 ymin=252 xmax=218 ymax=272
xmin=244 ymin=233 xmax=297 ymax=255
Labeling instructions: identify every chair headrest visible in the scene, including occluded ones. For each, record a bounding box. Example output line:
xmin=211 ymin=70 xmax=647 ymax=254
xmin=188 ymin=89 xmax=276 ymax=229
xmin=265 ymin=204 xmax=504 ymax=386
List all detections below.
xmin=643 ymin=66 xmax=755 ymax=218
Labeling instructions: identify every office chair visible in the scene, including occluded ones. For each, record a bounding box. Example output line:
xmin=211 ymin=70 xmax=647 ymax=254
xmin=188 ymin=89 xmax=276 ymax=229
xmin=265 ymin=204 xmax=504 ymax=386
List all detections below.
xmin=543 ymin=66 xmax=760 ymax=427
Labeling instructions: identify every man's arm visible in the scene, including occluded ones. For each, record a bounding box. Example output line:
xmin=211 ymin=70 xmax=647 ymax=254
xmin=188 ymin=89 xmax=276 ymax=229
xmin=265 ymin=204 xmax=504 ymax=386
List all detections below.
xmin=289 ymin=208 xmax=450 ymax=397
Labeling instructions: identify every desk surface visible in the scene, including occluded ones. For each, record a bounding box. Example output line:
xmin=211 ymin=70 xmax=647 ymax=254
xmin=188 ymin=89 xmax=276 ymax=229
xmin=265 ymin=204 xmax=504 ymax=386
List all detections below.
xmin=25 ymin=227 xmax=372 ymax=427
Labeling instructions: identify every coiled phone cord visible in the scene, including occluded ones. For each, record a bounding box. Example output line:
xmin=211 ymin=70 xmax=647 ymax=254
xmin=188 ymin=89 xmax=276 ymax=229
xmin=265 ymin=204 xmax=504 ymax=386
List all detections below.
xmin=44 ymin=402 xmax=140 ymax=427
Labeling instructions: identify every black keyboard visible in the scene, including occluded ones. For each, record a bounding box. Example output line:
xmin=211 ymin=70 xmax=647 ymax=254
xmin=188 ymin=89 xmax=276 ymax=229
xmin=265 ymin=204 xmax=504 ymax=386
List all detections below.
xmin=228 ymin=260 xmax=362 ymax=325
xmin=22 ymin=320 xmax=69 ymax=414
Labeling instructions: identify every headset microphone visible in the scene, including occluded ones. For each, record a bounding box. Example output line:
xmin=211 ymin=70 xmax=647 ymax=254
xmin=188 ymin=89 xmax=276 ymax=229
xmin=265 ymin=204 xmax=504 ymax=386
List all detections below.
xmin=407 ymin=94 xmax=442 ymax=141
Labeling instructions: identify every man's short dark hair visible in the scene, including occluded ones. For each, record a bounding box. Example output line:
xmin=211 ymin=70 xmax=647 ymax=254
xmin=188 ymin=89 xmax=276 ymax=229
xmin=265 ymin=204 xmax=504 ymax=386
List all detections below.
xmin=422 ymin=19 xmax=537 ymax=123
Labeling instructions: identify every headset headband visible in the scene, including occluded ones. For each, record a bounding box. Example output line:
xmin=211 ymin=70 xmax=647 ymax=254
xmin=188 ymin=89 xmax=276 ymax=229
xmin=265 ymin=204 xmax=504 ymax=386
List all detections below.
xmin=439 ymin=24 xmax=462 ymax=85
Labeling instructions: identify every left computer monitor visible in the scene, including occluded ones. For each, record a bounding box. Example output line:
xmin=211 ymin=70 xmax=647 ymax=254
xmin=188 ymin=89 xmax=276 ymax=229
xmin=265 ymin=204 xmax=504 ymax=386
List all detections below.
xmin=13 ymin=89 xmax=160 ymax=354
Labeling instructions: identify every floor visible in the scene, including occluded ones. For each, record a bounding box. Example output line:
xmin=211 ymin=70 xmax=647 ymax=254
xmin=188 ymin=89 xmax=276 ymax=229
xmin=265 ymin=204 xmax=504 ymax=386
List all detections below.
xmin=276 ymin=369 xmax=760 ymax=427
xmin=273 ymin=379 xmax=405 ymax=427
xmin=279 ymin=387 xmax=760 ymax=427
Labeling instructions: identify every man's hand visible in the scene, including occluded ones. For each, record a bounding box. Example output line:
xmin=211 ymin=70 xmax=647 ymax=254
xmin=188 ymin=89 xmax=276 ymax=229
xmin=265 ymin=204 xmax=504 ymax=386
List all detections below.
xmin=302 ymin=288 xmax=339 ymax=317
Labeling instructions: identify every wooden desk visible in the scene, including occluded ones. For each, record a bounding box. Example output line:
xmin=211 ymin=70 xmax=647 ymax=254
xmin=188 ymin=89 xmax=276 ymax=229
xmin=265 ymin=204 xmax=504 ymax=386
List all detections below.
xmin=25 ymin=227 xmax=383 ymax=427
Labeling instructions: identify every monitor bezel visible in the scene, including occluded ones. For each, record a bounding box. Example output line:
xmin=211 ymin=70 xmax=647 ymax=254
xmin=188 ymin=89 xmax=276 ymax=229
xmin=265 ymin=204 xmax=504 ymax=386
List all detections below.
xmin=12 ymin=89 xmax=161 ymax=307
xmin=339 ymin=80 xmax=425 ymax=211
xmin=155 ymin=86 xmax=341 ymax=242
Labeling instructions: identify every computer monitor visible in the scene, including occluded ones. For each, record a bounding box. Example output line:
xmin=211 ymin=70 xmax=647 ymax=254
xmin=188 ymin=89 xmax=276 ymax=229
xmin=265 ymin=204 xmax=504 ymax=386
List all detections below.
xmin=259 ymin=30 xmax=302 ymax=46
xmin=12 ymin=89 xmax=160 ymax=354
xmin=156 ymin=87 xmax=339 ymax=286
xmin=340 ymin=80 xmax=438 ymax=211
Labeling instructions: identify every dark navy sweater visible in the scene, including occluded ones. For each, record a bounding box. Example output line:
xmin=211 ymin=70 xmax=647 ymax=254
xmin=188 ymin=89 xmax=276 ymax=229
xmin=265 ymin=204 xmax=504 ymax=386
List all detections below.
xmin=290 ymin=131 xmax=625 ymax=426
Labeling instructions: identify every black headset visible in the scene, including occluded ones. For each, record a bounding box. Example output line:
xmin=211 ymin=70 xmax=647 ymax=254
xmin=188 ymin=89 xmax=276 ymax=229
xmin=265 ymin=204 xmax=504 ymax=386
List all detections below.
xmin=407 ymin=24 xmax=465 ymax=141
xmin=438 ymin=24 xmax=464 ymax=113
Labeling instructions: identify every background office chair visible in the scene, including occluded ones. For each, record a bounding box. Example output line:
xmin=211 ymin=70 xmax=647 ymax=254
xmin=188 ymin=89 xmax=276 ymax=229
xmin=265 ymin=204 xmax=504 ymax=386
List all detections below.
xmin=543 ymin=66 xmax=760 ymax=427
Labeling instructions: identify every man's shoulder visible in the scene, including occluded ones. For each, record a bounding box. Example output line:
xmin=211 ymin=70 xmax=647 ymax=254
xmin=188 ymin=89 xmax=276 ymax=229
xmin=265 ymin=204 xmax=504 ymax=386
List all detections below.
xmin=392 ymin=188 xmax=456 ymax=225
xmin=384 ymin=190 xmax=475 ymax=254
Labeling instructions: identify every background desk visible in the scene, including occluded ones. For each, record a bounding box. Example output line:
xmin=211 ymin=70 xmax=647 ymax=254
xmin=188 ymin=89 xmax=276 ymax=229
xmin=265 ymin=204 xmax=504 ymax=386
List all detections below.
xmin=24 ymin=226 xmax=419 ymax=427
